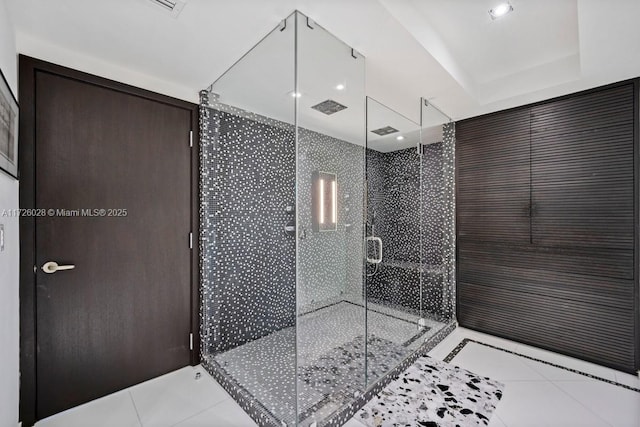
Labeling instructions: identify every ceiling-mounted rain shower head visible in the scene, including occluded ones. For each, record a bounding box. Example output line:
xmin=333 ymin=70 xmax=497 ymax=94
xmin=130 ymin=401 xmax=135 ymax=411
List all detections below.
xmin=370 ymin=126 xmax=399 ymax=136
xmin=311 ymin=99 xmax=348 ymax=115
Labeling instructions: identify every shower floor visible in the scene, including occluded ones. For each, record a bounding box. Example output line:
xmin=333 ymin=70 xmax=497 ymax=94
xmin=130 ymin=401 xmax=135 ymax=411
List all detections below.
xmin=207 ymin=301 xmax=447 ymax=426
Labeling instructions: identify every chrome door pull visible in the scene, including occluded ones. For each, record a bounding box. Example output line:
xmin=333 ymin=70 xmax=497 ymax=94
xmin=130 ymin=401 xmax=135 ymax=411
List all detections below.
xmin=366 ymin=236 xmax=383 ymax=264
xmin=42 ymin=261 xmax=75 ymax=274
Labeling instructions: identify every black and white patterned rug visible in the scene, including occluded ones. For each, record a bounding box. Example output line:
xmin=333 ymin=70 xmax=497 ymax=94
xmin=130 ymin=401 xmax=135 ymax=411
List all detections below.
xmin=355 ymin=356 xmax=504 ymax=427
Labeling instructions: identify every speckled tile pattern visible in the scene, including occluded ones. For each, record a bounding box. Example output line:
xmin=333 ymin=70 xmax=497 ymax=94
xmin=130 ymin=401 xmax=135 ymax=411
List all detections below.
xmin=355 ymin=356 xmax=504 ymax=427
xmin=365 ymin=127 xmax=456 ymax=322
xmin=324 ymin=322 xmax=458 ymax=427
xmin=297 ymin=302 xmax=434 ymax=363
xmin=296 ymin=127 xmax=365 ymax=310
xmin=199 ymin=92 xmax=296 ymax=355
xmin=211 ymin=302 xmax=442 ymax=426
xmin=200 ymin=98 xmax=366 ymax=353
xmin=440 ymin=123 xmax=456 ymax=321
xmin=199 ymin=91 xmax=458 ymax=427
xmin=366 ymin=147 xmax=422 ymax=266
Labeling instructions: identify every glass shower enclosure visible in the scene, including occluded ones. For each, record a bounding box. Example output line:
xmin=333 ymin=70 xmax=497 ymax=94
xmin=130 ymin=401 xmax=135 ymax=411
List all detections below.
xmin=200 ymin=11 xmax=456 ymax=427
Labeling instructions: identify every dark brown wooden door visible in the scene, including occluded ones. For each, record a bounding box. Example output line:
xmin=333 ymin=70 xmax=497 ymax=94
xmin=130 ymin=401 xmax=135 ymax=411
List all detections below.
xmin=33 ymin=70 xmax=193 ymax=418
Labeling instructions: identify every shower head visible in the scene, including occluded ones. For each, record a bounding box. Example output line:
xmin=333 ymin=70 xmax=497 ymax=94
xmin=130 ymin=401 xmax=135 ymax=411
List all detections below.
xmin=371 ymin=126 xmax=399 ymax=136
xmin=311 ymin=99 xmax=348 ymax=115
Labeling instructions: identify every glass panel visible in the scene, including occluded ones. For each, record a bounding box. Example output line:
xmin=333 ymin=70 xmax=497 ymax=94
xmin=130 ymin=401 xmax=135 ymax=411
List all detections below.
xmin=420 ymin=100 xmax=456 ymax=324
xmin=365 ymin=98 xmax=427 ymax=387
xmin=200 ymin=13 xmax=298 ymax=426
xmin=295 ymin=12 xmax=366 ymax=426
xmin=200 ymin=10 xmax=455 ymax=426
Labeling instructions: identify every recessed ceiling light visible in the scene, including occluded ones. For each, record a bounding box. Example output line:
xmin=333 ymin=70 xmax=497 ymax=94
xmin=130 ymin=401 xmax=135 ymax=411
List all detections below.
xmin=489 ymin=2 xmax=513 ymax=20
xmin=291 ymin=92 xmax=302 ymax=98
xmin=336 ymin=84 xmax=345 ymax=91
xmin=396 ymin=136 xmax=405 ymax=141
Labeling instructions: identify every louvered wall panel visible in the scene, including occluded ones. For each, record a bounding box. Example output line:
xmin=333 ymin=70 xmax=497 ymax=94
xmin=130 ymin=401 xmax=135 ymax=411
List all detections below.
xmin=456 ymin=81 xmax=639 ymax=373
xmin=459 ymin=241 xmax=634 ymax=280
xmin=459 ymin=255 xmax=634 ymax=311
xmin=458 ymin=282 xmax=636 ymax=372
xmin=531 ymin=85 xmax=635 ymax=249
xmin=457 ymin=108 xmax=531 ymax=243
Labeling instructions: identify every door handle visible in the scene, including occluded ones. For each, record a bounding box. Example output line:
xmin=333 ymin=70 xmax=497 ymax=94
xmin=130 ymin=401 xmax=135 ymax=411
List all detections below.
xmin=366 ymin=236 xmax=383 ymax=264
xmin=42 ymin=261 xmax=76 ymax=274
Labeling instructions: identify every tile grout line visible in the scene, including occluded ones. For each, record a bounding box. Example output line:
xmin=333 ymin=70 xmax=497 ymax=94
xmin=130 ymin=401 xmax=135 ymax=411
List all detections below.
xmin=444 ymin=338 xmax=640 ymax=393
xmin=128 ymin=391 xmax=143 ymax=427
xmin=512 ymin=349 xmax=616 ymax=427
xmin=493 ymin=413 xmax=508 ymax=427
xmin=167 ymin=399 xmax=232 ymax=427
xmin=545 ymin=378 xmax=615 ymax=427
xmin=446 ymin=338 xmax=615 ymax=427
xmin=614 ymin=371 xmax=640 ymax=388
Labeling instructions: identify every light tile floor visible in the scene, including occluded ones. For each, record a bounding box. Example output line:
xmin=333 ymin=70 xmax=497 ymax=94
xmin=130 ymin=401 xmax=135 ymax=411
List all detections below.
xmin=424 ymin=327 xmax=640 ymax=427
xmin=35 ymin=365 xmax=256 ymax=427
xmin=36 ymin=327 xmax=640 ymax=427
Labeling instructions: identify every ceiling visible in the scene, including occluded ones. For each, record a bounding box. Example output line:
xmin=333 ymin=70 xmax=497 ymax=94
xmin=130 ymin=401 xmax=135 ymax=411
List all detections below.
xmin=5 ymin=0 xmax=640 ymax=123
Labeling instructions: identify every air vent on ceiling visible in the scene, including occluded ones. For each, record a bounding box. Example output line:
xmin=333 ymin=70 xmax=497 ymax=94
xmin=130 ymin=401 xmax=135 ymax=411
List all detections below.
xmin=147 ymin=0 xmax=186 ymax=18
xmin=311 ymin=99 xmax=348 ymax=115
xmin=371 ymin=126 xmax=399 ymax=136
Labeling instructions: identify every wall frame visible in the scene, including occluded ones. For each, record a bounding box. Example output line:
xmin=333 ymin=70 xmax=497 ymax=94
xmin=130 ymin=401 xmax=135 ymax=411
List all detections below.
xmin=0 ymin=66 xmax=18 ymax=179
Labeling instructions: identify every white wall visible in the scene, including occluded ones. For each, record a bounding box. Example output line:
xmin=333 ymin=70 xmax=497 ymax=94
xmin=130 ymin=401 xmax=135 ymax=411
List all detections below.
xmin=0 ymin=0 xmax=20 ymax=426
xmin=16 ymin=32 xmax=197 ymax=104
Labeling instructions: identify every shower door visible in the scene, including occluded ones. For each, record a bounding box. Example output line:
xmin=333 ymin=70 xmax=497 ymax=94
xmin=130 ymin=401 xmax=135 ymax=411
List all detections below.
xmin=363 ymin=97 xmax=456 ymax=387
xmin=364 ymin=98 xmax=426 ymax=386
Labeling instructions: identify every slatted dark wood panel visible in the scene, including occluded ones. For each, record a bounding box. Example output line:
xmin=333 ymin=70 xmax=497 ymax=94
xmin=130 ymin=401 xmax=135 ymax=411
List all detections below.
xmin=457 ymin=108 xmax=531 ymax=243
xmin=460 ymin=241 xmax=634 ymax=281
xmin=531 ymin=85 xmax=635 ymax=249
xmin=459 ymin=255 xmax=634 ymax=311
xmin=458 ymin=282 xmax=636 ymax=372
xmin=456 ymin=80 xmax=639 ymax=374
xmin=530 ymin=85 xmax=634 ymax=136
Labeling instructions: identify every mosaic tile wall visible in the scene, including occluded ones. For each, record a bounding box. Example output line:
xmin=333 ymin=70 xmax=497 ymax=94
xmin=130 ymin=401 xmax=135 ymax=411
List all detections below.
xmin=200 ymin=91 xmax=297 ymax=353
xmin=200 ymin=95 xmax=366 ymax=352
xmin=365 ymin=132 xmax=456 ymax=320
xmin=297 ymin=128 xmax=365 ymax=310
xmin=199 ymin=93 xmax=457 ymax=426
xmin=366 ymin=147 xmax=421 ymax=264
xmin=441 ymin=122 xmax=456 ymax=320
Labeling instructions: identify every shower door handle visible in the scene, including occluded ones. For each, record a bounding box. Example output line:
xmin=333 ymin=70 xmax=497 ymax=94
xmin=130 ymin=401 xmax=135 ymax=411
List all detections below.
xmin=366 ymin=236 xmax=383 ymax=264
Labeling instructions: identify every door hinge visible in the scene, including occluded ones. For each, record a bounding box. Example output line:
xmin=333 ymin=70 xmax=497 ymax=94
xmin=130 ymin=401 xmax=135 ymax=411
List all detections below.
xmin=189 ymin=232 xmax=193 ymax=249
xmin=189 ymin=130 xmax=193 ymax=148
xmin=189 ymin=333 xmax=194 ymax=350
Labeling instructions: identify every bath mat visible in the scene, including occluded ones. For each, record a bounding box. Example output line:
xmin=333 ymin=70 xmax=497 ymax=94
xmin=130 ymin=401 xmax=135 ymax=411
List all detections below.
xmin=355 ymin=356 xmax=504 ymax=427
